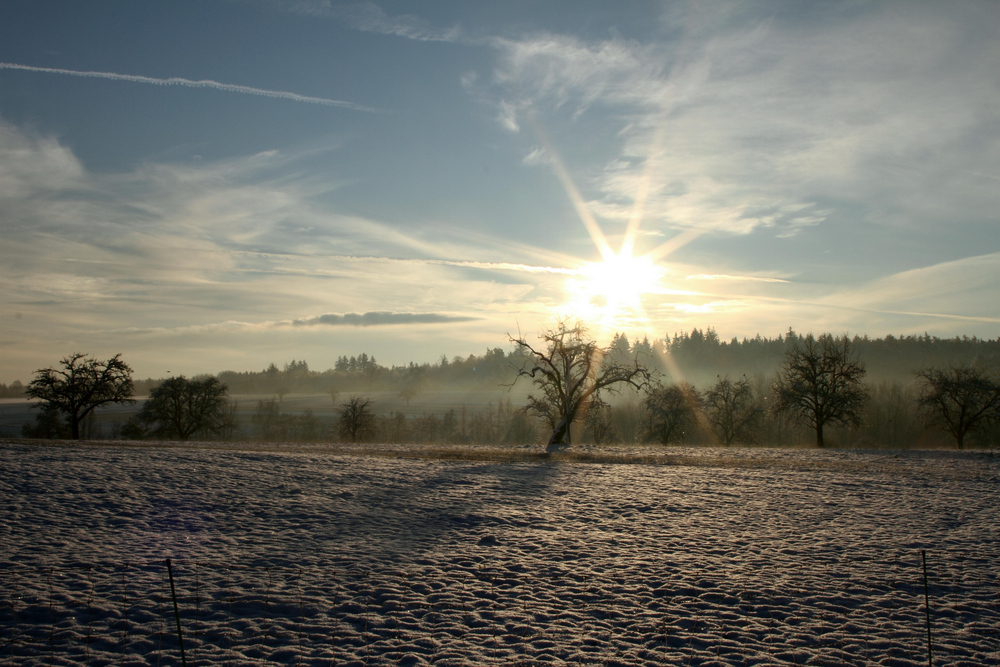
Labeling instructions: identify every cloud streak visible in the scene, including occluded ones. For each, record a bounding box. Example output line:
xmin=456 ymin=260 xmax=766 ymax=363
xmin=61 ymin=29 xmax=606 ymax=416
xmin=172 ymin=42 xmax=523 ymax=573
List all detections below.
xmin=111 ymin=312 xmax=481 ymax=336
xmin=292 ymin=312 xmax=480 ymax=326
xmin=820 ymin=252 xmax=1000 ymax=320
xmin=685 ymin=274 xmax=789 ymax=283
xmin=0 ymin=62 xmax=385 ymax=112
xmin=267 ymin=1 xmax=462 ymax=42
xmin=427 ymin=259 xmax=578 ymax=275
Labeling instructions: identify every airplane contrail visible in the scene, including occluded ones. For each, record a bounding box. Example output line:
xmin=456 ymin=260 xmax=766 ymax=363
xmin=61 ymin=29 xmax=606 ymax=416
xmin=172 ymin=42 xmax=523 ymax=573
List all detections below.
xmin=0 ymin=62 xmax=385 ymax=112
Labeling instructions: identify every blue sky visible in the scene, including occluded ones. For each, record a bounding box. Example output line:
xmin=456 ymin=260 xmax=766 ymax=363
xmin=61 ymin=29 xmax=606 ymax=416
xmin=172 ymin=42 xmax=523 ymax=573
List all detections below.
xmin=1 ymin=1 xmax=999 ymax=381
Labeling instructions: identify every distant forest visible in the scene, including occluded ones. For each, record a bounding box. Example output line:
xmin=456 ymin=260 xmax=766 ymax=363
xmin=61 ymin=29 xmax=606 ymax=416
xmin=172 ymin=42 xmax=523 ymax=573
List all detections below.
xmin=9 ymin=327 xmax=1000 ymax=449
xmin=2 ymin=328 xmax=998 ymax=399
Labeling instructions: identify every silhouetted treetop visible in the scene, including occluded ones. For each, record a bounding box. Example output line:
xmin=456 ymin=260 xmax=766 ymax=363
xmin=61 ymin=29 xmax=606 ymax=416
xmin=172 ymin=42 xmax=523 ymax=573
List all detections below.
xmin=26 ymin=353 xmax=134 ymax=440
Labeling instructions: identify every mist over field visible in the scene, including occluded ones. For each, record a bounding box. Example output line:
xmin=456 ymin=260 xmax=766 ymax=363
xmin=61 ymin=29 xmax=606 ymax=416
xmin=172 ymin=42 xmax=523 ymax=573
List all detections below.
xmin=4 ymin=327 xmax=998 ymax=450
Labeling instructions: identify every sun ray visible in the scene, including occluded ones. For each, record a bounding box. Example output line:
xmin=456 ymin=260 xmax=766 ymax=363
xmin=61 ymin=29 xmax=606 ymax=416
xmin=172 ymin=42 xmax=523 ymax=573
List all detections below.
xmin=621 ymin=124 xmax=665 ymax=259
xmin=644 ymin=227 xmax=702 ymax=263
xmin=654 ymin=344 xmax=688 ymax=385
xmin=529 ymin=115 xmax=705 ymax=330
xmin=527 ymin=114 xmax=614 ymax=260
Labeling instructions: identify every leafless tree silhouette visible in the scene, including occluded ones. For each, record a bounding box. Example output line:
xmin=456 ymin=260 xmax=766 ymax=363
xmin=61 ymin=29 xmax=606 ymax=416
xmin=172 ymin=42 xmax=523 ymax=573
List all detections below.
xmin=645 ymin=382 xmax=700 ymax=445
xmin=26 ymin=353 xmax=134 ymax=440
xmin=916 ymin=365 xmax=1000 ymax=449
xmin=339 ymin=395 xmax=376 ymax=442
xmin=774 ymin=335 xmax=868 ymax=447
xmin=704 ymin=375 xmax=762 ymax=446
xmin=131 ymin=376 xmax=232 ymax=440
xmin=509 ymin=321 xmax=651 ymax=449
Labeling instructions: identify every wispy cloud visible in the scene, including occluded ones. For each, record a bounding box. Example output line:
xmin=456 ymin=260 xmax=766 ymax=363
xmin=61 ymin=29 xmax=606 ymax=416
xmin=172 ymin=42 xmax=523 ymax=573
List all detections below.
xmin=221 ymin=253 xmax=578 ymax=278
xmin=427 ymin=259 xmax=577 ymax=275
xmin=486 ymin=3 xmax=1000 ymax=247
xmin=0 ymin=62 xmax=385 ymax=112
xmin=293 ymin=312 xmax=479 ymax=326
xmin=497 ymin=100 xmax=520 ymax=133
xmin=113 ymin=311 xmax=481 ymax=335
xmin=672 ymin=300 xmax=750 ymax=314
xmin=488 ymin=28 xmax=832 ymax=237
xmin=338 ymin=3 xmax=461 ymax=42
xmin=0 ymin=121 xmax=561 ymax=377
xmin=821 ymin=253 xmax=1000 ymax=322
xmin=113 ymin=320 xmax=274 ymax=337
xmin=685 ymin=274 xmax=789 ymax=283
xmin=262 ymin=1 xmax=462 ymax=42
xmin=521 ymin=147 xmax=547 ymax=165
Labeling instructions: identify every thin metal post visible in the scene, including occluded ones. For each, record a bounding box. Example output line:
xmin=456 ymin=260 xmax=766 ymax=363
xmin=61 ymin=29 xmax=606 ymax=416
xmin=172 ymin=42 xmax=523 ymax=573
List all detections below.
xmin=166 ymin=559 xmax=188 ymax=667
xmin=921 ymin=550 xmax=932 ymax=667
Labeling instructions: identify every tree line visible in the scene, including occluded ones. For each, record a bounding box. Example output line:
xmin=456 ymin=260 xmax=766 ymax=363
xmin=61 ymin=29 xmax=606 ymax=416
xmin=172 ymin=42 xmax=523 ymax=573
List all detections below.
xmin=16 ymin=323 xmax=1000 ymax=448
xmin=4 ymin=328 xmax=996 ymax=400
xmin=511 ymin=323 xmax=999 ymax=450
xmin=201 ymin=330 xmax=1000 ymax=396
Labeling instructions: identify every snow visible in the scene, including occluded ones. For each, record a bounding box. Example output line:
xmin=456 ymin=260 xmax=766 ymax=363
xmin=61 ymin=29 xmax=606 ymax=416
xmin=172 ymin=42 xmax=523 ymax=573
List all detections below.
xmin=2 ymin=441 xmax=999 ymax=665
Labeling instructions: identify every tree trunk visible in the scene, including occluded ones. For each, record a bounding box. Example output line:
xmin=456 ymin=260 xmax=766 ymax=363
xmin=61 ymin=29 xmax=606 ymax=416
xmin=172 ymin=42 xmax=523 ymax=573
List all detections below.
xmin=548 ymin=414 xmax=570 ymax=448
xmin=815 ymin=423 xmax=824 ymax=448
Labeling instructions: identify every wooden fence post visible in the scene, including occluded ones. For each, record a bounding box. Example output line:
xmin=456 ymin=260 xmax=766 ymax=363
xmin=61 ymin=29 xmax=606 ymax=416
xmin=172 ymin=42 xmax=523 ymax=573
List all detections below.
xmin=921 ymin=550 xmax=932 ymax=667
xmin=166 ymin=559 xmax=188 ymax=667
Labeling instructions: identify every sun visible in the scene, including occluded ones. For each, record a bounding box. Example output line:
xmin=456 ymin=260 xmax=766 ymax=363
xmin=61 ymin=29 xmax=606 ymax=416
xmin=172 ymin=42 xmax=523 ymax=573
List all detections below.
xmin=565 ymin=249 xmax=665 ymax=326
xmin=530 ymin=119 xmax=699 ymax=331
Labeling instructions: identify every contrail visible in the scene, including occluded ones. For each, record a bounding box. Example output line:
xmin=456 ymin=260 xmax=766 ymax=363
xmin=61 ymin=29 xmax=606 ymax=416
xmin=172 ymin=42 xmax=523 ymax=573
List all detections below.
xmin=231 ymin=251 xmax=582 ymax=276
xmin=428 ymin=259 xmax=580 ymax=275
xmin=0 ymin=62 xmax=384 ymax=112
xmin=685 ymin=274 xmax=790 ymax=283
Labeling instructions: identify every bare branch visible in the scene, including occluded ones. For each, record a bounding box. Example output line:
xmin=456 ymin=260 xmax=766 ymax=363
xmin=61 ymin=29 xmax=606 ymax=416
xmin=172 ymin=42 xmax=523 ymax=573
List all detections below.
xmin=26 ymin=353 xmax=135 ymax=440
xmin=773 ymin=334 xmax=868 ymax=447
xmin=508 ymin=320 xmax=652 ymax=449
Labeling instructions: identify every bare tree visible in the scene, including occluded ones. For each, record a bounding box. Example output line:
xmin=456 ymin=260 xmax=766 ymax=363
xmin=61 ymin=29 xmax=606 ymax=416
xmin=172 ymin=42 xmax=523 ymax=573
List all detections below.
xmin=219 ymin=399 xmax=241 ymax=440
xmin=774 ymin=334 xmax=868 ymax=447
xmin=644 ymin=382 xmax=700 ymax=445
xmin=399 ymin=386 xmax=419 ymax=407
xmin=468 ymin=399 xmax=517 ymax=445
xmin=584 ymin=394 xmax=616 ymax=444
xmin=916 ymin=365 xmax=1000 ymax=449
xmin=339 ymin=395 xmax=376 ymax=442
xmin=509 ymin=321 xmax=651 ymax=449
xmin=131 ymin=376 xmax=232 ymax=440
xmin=704 ymin=375 xmax=762 ymax=446
xmin=252 ymin=399 xmax=283 ymax=441
xmin=26 ymin=353 xmax=134 ymax=440
xmin=503 ymin=409 xmax=539 ymax=445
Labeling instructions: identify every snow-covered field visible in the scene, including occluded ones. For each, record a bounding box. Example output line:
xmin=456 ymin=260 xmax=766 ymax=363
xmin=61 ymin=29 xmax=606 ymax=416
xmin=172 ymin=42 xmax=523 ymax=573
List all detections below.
xmin=2 ymin=441 xmax=999 ymax=665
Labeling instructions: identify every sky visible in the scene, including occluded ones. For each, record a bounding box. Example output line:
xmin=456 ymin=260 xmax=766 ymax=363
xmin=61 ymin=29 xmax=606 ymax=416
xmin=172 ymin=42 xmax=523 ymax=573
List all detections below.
xmin=1 ymin=1 xmax=999 ymax=382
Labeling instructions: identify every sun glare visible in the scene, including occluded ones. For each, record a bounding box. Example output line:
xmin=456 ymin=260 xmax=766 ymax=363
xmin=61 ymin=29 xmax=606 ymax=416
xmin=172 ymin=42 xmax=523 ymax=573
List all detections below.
xmin=565 ymin=250 xmax=665 ymax=326
xmin=531 ymin=117 xmax=700 ymax=332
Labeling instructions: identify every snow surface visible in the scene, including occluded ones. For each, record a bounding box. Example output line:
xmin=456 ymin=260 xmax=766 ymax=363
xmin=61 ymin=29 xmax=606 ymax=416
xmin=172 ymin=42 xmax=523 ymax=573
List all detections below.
xmin=2 ymin=441 xmax=999 ymax=665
